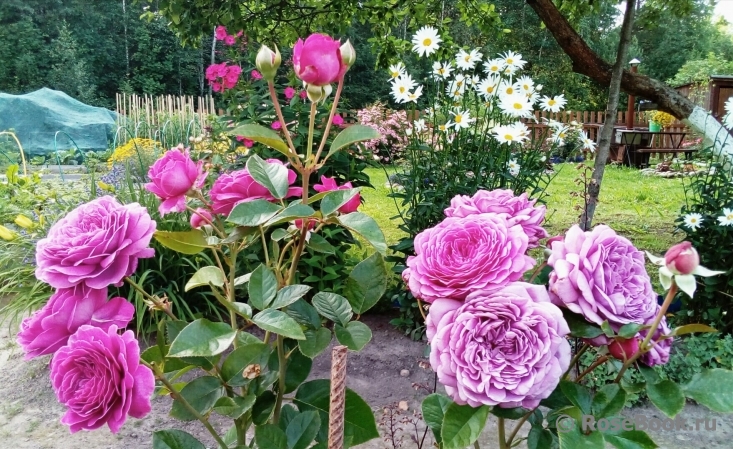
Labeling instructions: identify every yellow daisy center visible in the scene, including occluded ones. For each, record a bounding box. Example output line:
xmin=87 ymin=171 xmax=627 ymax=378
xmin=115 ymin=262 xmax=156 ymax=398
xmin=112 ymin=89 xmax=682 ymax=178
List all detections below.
xmin=391 ymin=72 xmax=398 ymax=78
xmin=486 ymin=87 xmax=494 ymax=93
xmin=399 ymin=86 xmax=406 ymax=93
xmin=506 ymin=58 xmax=513 ymax=64
xmin=464 ymin=55 xmax=471 ymax=62
xmin=455 ymin=115 xmax=463 ymax=123
xmin=548 ymin=99 xmax=556 ymax=106
xmin=506 ymin=87 xmax=514 ymax=94
xmin=491 ymin=66 xmax=498 ymax=71
xmin=504 ymin=134 xmax=514 ymax=141
xmin=513 ymin=103 xmax=523 ymax=110
xmin=423 ymin=38 xmax=432 ymax=46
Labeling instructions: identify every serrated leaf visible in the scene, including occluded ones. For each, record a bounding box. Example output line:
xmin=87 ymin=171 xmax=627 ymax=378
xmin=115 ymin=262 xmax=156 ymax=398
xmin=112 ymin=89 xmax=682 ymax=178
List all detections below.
xmin=264 ymin=201 xmax=316 ymax=227
xmin=213 ymin=395 xmax=256 ymax=419
xmin=271 ymin=284 xmax=311 ymax=309
xmin=647 ymin=380 xmax=685 ymax=418
xmin=306 ymin=233 xmax=336 ymax=254
xmin=320 ymin=188 xmax=360 ymax=215
xmin=558 ymin=425 xmax=604 ymax=449
xmin=491 ymin=406 xmax=530 ymax=420
xmin=326 ymin=124 xmax=381 ymax=161
xmin=254 ymin=423 xmax=288 ymax=449
xmin=168 ymin=319 xmax=237 ymax=358
xmin=422 ymin=393 xmax=451 ymax=444
xmin=562 ymin=310 xmax=604 ymax=339
xmin=227 ymin=199 xmax=282 ymax=226
xmin=286 ymin=299 xmax=322 ymax=329
xmin=228 ymin=123 xmax=291 ymax=156
xmin=527 ymin=426 xmax=555 ymax=449
xmin=154 ymin=230 xmax=209 ymax=255
xmin=343 ymin=252 xmax=388 ymax=314
xmin=591 ymin=384 xmax=626 ymax=418
xmin=334 ymin=321 xmax=372 ymax=351
xmin=249 ymin=264 xmax=278 ymax=310
xmin=185 ymin=266 xmax=226 ymax=292
xmin=153 ymin=430 xmax=206 ymax=449
xmin=247 ymin=154 xmax=290 ymax=199
xmin=440 ymin=403 xmax=490 ymax=449
xmin=221 ymin=343 xmax=270 ymax=386
xmin=603 ymin=429 xmax=658 ymax=449
xmin=617 ymin=323 xmax=645 ymax=339
xmin=560 ymin=381 xmax=592 ymax=415
xmin=683 ymin=368 xmax=733 ymax=412
xmin=286 ymin=410 xmax=321 ymax=449
xmin=299 ymin=328 xmax=332 ymax=358
xmin=312 ymin=292 xmax=353 ymax=326
xmin=170 ymin=376 xmax=224 ymax=421
xmin=253 ymin=309 xmax=306 ymax=340
xmin=253 ymin=391 xmax=278 ymax=425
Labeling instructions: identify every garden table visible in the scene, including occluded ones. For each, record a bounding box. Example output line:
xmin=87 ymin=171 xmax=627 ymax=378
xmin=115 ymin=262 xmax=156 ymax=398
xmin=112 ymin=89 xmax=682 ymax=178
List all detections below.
xmin=617 ymin=130 xmax=690 ymax=168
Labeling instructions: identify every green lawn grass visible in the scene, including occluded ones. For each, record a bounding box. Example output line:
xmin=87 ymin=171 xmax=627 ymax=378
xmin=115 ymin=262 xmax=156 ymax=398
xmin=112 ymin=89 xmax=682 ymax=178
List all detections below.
xmin=361 ymin=162 xmax=688 ymax=257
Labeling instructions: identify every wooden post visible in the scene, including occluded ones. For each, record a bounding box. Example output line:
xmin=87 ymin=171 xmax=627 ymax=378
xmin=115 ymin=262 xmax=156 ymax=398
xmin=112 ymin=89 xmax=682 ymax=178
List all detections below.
xmin=328 ymin=346 xmax=348 ymax=449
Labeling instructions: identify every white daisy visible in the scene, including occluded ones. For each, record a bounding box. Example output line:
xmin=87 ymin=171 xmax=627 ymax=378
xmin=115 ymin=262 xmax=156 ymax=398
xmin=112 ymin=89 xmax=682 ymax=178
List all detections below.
xmin=507 ymin=159 xmax=521 ymax=176
xmin=406 ymin=85 xmax=423 ymax=103
xmin=388 ymin=62 xmax=406 ymax=80
xmin=503 ymin=65 xmax=518 ymax=76
xmin=717 ymin=208 xmax=733 ymax=226
xmin=455 ymin=48 xmax=483 ymax=71
xmin=724 ymin=97 xmax=733 ymax=129
xmin=581 ymin=133 xmax=597 ymax=152
xmin=493 ymin=123 xmax=528 ymax=144
xmin=683 ymin=213 xmax=704 ymax=231
xmin=483 ymin=58 xmax=506 ymax=75
xmin=468 ymin=75 xmax=481 ymax=86
xmin=446 ymin=83 xmax=464 ymax=100
xmin=391 ymin=73 xmax=417 ymax=103
xmin=498 ymin=80 xmax=518 ymax=97
xmin=539 ymin=95 xmax=567 ymax=113
xmin=449 ymin=108 xmax=474 ymax=130
xmin=499 ymin=93 xmax=533 ymax=118
xmin=501 ymin=51 xmax=526 ymax=70
xmin=414 ymin=119 xmax=426 ymax=133
xmin=412 ymin=26 xmax=442 ymax=57
xmin=476 ymin=76 xmax=500 ymax=99
xmin=515 ymin=75 xmax=535 ymax=94
xmin=512 ymin=122 xmax=530 ymax=140
xmin=432 ymin=61 xmax=453 ymax=79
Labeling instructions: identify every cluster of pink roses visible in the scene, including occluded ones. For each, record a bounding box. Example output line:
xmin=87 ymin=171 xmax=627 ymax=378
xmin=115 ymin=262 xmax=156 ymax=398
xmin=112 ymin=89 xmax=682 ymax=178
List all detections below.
xmin=19 ymin=196 xmax=157 ymax=433
xmin=205 ymin=62 xmax=242 ymax=92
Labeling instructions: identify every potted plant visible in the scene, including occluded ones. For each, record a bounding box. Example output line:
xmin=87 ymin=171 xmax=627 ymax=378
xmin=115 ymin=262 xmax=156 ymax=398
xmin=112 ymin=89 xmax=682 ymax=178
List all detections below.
xmin=646 ymin=110 xmax=675 ymax=131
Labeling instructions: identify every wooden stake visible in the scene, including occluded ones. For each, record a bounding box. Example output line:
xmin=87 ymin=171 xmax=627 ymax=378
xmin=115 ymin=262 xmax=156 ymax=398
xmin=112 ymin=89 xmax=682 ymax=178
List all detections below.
xmin=328 ymin=346 xmax=348 ymax=449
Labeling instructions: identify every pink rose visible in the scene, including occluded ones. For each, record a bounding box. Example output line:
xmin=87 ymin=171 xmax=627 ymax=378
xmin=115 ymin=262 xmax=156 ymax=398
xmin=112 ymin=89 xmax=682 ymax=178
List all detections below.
xmin=664 ymin=241 xmax=699 ymax=275
xmin=284 ymin=86 xmax=296 ymax=99
xmin=292 ymin=33 xmax=345 ymax=86
xmin=16 ymin=285 xmax=134 ymax=360
xmin=209 ymin=159 xmax=302 ymax=215
xmin=145 ymin=148 xmax=206 ymax=215
xmin=445 ymin=189 xmax=548 ymax=248
xmin=404 ymin=214 xmax=535 ymax=303
xmin=251 ymin=69 xmax=263 ymax=80
xmin=50 ymin=325 xmax=154 ymax=433
xmin=313 ymin=176 xmax=360 ymax=213
xmin=205 ymin=63 xmax=227 ymax=81
xmin=190 ymin=208 xmax=213 ymax=229
xmin=214 ymin=26 xmax=228 ymax=41
xmin=224 ymin=35 xmax=236 ymax=46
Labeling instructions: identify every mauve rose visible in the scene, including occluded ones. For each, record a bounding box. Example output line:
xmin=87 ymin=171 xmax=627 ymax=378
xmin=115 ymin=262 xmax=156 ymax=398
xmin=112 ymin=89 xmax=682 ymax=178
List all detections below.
xmin=209 ymin=159 xmax=302 ymax=216
xmin=35 ymin=196 xmax=156 ymax=290
xmin=190 ymin=208 xmax=212 ymax=229
xmin=404 ymin=214 xmax=534 ymax=303
xmin=640 ymin=308 xmax=673 ymax=367
xmin=145 ymin=149 xmax=206 ymax=215
xmin=50 ymin=325 xmax=154 ymax=433
xmin=427 ymin=282 xmax=571 ymax=408
xmin=17 ymin=286 xmax=133 ymax=359
xmin=664 ymin=241 xmax=699 ymax=275
xmin=444 ymin=189 xmax=548 ymax=248
xmin=313 ymin=176 xmax=360 ymax=213
xmin=548 ymin=225 xmax=656 ymax=329
xmin=293 ymin=33 xmax=344 ymax=86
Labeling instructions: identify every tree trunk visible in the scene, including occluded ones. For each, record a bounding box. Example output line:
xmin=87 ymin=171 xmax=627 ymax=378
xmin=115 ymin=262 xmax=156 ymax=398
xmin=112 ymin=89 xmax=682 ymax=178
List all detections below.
xmin=525 ymin=0 xmax=733 ymax=163
xmin=580 ymin=0 xmax=636 ymax=230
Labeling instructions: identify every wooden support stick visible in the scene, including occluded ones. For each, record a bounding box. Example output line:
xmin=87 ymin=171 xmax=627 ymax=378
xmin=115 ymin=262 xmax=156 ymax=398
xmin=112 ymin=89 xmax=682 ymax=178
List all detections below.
xmin=328 ymin=345 xmax=348 ymax=449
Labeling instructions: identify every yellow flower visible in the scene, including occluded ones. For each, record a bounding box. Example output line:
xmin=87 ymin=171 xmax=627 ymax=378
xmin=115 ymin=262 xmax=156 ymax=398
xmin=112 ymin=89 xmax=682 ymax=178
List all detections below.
xmin=14 ymin=214 xmax=34 ymax=229
xmin=0 ymin=225 xmax=17 ymax=241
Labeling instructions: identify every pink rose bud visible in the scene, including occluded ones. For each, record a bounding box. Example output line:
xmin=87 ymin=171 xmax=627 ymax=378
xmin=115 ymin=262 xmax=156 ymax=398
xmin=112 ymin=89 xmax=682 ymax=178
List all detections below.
xmin=190 ymin=208 xmax=212 ymax=229
xmin=608 ymin=337 xmax=640 ymax=362
xmin=340 ymin=39 xmax=356 ymax=69
xmin=145 ymin=149 xmax=206 ymax=215
xmin=255 ymin=44 xmax=281 ymax=81
xmin=664 ymin=241 xmax=699 ymax=275
xmin=292 ymin=33 xmax=345 ymax=86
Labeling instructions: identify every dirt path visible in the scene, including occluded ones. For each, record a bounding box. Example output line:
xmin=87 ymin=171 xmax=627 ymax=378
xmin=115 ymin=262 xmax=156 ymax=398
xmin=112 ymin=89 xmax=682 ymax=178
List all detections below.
xmin=0 ymin=314 xmax=730 ymax=448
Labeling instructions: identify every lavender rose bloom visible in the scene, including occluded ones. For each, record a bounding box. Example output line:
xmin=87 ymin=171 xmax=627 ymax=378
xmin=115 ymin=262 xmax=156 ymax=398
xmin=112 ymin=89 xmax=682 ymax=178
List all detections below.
xmin=427 ymin=282 xmax=571 ymax=408
xmin=209 ymin=159 xmax=302 ymax=216
xmin=640 ymin=308 xmax=673 ymax=367
xmin=548 ymin=225 xmax=656 ymax=329
xmin=50 ymin=325 xmax=154 ymax=433
xmin=444 ymin=189 xmax=548 ymax=248
xmin=35 ymin=196 xmax=156 ymax=290
xmin=145 ymin=148 xmax=206 ymax=215
xmin=17 ymin=285 xmax=134 ymax=359
xmin=404 ymin=214 xmax=535 ymax=303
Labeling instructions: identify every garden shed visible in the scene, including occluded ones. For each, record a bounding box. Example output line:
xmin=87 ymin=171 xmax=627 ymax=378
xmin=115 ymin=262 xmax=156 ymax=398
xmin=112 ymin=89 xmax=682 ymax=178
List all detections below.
xmin=675 ymin=75 xmax=733 ymax=123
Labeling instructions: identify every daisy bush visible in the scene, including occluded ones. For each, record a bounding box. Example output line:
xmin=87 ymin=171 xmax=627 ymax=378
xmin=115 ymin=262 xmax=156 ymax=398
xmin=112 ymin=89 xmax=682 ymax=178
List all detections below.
xmin=675 ymin=101 xmax=733 ymax=328
xmin=385 ymin=25 xmax=594 ymax=335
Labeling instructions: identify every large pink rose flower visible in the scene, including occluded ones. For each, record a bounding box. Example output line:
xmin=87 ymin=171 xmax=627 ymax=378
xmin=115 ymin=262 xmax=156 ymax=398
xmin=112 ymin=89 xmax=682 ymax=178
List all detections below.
xmin=403 ymin=214 xmax=535 ymax=303
xmin=313 ymin=176 xmax=361 ymax=213
xmin=427 ymin=282 xmax=571 ymax=408
xmin=17 ymin=285 xmax=134 ymax=359
xmin=209 ymin=159 xmax=302 ymax=216
xmin=35 ymin=196 xmax=156 ymax=290
xmin=50 ymin=325 xmax=154 ymax=433
xmin=444 ymin=189 xmax=548 ymax=248
xmin=292 ymin=33 xmax=344 ymax=86
xmin=145 ymin=148 xmax=206 ymax=215
xmin=548 ymin=225 xmax=657 ymax=329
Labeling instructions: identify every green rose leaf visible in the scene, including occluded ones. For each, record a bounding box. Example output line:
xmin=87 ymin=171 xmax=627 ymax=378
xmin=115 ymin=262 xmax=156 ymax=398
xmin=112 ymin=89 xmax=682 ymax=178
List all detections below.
xmin=230 ymin=302 xmax=253 ymax=320
xmin=527 ymin=426 xmax=556 ymax=449
xmin=560 ymin=380 xmax=593 ymax=415
xmin=490 ymin=406 xmax=530 ymax=420
xmin=152 ymin=429 xmax=206 ymax=449
xmin=249 ymin=264 xmax=278 ymax=310
xmin=286 ymin=410 xmax=322 ymax=449
xmin=170 ymin=376 xmax=224 ymax=421
xmin=287 ymin=299 xmax=322 ymax=329
xmin=306 ymin=233 xmax=336 ymax=254
xmin=271 ymin=284 xmax=312 ymax=309
xmin=294 ymin=379 xmax=379 ymax=446
xmin=591 ymin=384 xmax=626 ymax=418
xmin=558 ymin=425 xmax=605 ymax=449
xmin=227 ymin=199 xmax=282 ymax=227
xmin=603 ymin=429 xmax=657 ymax=449
xmin=334 ymin=321 xmax=372 ymax=351
xmin=562 ymin=310 xmax=604 ymax=339
xmin=320 ymin=188 xmax=361 ymax=216
xmin=343 ymin=252 xmax=388 ymax=314
xmin=422 ymin=393 xmax=452 ymax=444
xmin=228 ymin=123 xmax=291 ymax=157
xmin=220 ymin=343 xmax=270 ymax=386
xmin=168 ymin=319 xmax=236 ymax=358
xmin=254 ymin=423 xmax=288 ymax=449
xmin=440 ymin=402 xmax=490 ymax=449
xmin=337 ymin=212 xmax=388 ymax=255
xmin=184 ymin=266 xmax=226 ymax=292
xmin=312 ymin=292 xmax=353 ymax=326
xmin=265 ymin=201 xmax=317 ymax=227
xmin=246 ymin=153 xmax=290 ymax=199
xmin=299 ymin=328 xmax=332 ymax=359
xmin=154 ymin=230 xmax=209 ymax=255
xmin=268 ymin=347 xmax=313 ymax=393
xmin=647 ymin=380 xmax=685 ymax=418
xmin=683 ymin=368 xmax=733 ymax=412
xmin=326 ymin=124 xmax=381 ymax=161
xmin=617 ymin=323 xmax=645 ymax=339
xmin=253 ymin=309 xmax=306 ymax=340
xmin=252 ymin=391 xmax=278 ymax=425
xmin=672 ymin=324 xmax=717 ymax=336
xmin=212 ymin=395 xmax=256 ymax=419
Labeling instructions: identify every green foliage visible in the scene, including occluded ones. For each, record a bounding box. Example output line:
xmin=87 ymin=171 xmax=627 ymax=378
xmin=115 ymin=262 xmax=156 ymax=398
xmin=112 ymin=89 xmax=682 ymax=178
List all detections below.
xmin=668 ymin=52 xmax=733 ymax=87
